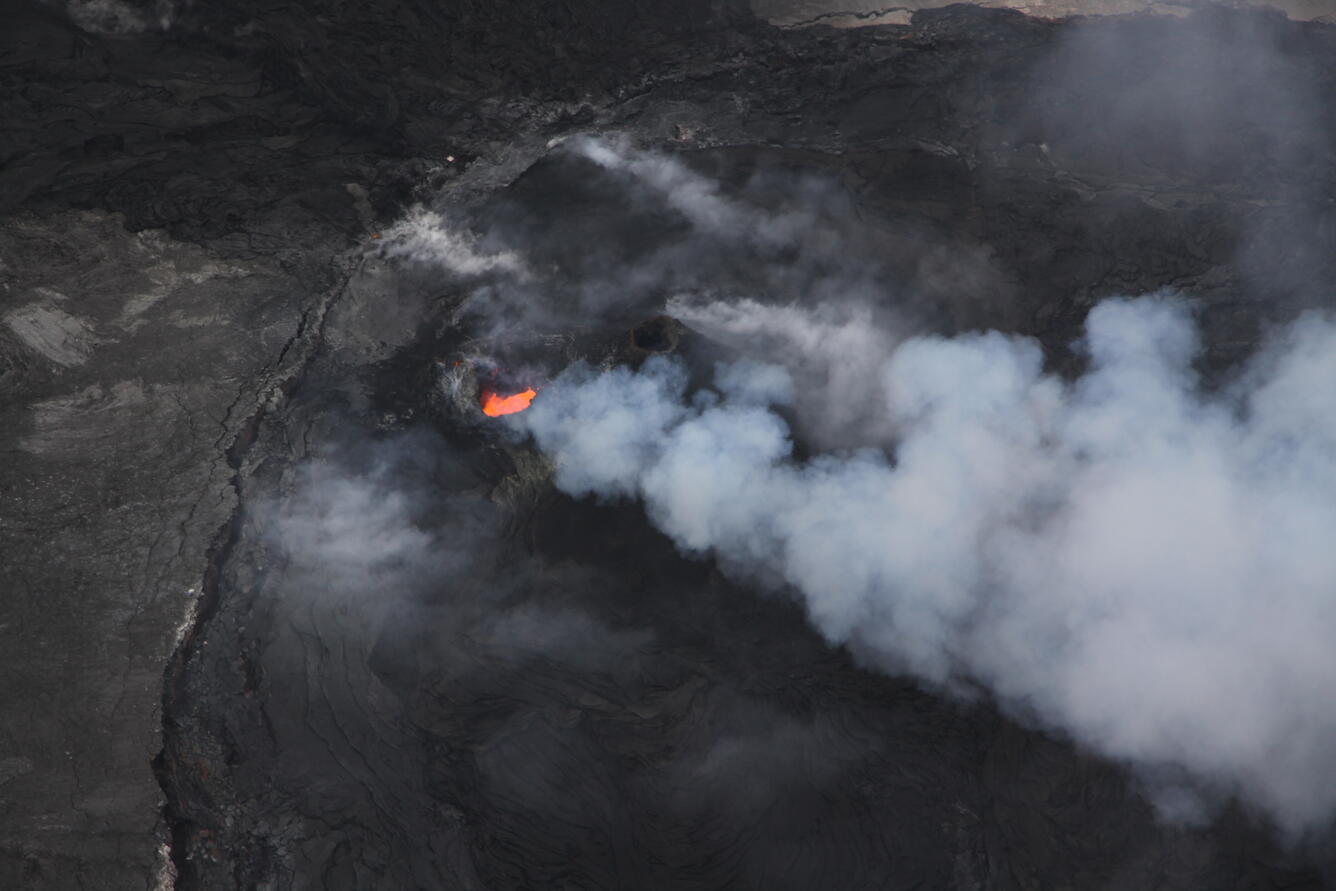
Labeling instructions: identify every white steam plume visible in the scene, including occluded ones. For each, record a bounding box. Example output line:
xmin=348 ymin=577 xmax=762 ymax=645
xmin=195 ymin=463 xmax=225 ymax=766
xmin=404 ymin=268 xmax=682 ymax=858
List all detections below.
xmin=516 ymin=295 xmax=1336 ymax=837
xmin=381 ymin=207 xmax=527 ymax=278
xmin=571 ymin=136 xmax=813 ymax=247
xmin=666 ymin=294 xmax=905 ymax=448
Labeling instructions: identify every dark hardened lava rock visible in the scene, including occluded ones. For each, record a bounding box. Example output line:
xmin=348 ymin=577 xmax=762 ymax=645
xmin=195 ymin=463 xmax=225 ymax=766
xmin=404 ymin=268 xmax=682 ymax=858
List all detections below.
xmin=4 ymin=1 xmax=1336 ymax=888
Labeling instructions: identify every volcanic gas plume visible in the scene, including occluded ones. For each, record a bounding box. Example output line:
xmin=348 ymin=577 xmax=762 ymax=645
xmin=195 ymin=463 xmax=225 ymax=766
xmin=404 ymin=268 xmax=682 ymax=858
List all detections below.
xmin=402 ymin=136 xmax=1336 ymax=843
xmin=514 ymin=294 xmax=1336 ymax=838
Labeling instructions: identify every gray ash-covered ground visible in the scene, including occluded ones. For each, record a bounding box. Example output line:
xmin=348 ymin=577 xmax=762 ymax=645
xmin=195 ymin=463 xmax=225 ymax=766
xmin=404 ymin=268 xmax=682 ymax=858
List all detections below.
xmin=3 ymin=1 xmax=1336 ymax=888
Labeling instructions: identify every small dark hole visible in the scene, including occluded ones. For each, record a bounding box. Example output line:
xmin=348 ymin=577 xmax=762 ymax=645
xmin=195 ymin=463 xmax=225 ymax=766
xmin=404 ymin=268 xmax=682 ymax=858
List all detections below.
xmin=631 ymin=315 xmax=680 ymax=353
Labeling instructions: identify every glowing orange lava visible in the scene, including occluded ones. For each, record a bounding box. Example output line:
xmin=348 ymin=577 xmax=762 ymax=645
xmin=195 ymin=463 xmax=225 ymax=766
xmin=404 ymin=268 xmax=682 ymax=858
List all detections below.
xmin=480 ymin=387 xmax=537 ymax=417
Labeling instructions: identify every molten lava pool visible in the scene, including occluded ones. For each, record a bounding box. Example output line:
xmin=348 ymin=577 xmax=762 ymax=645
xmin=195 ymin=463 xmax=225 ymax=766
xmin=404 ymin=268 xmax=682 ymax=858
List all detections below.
xmin=480 ymin=387 xmax=537 ymax=417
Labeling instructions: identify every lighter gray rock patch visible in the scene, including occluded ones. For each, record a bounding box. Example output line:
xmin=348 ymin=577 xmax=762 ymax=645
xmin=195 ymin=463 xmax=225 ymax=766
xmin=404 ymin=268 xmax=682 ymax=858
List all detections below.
xmin=4 ymin=300 xmax=102 ymax=367
xmin=19 ymin=379 xmax=183 ymax=456
xmin=0 ymin=757 xmax=34 ymax=786
xmin=752 ymin=0 xmax=1334 ymax=29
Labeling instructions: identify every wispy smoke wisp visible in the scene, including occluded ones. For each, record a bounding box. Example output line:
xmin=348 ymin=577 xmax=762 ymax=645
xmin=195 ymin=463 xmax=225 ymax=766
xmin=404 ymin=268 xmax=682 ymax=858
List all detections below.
xmin=263 ymin=438 xmax=656 ymax=679
xmin=518 ymin=296 xmax=1336 ymax=837
xmin=382 ymin=207 xmax=528 ymax=278
xmin=666 ymin=295 xmax=905 ymax=448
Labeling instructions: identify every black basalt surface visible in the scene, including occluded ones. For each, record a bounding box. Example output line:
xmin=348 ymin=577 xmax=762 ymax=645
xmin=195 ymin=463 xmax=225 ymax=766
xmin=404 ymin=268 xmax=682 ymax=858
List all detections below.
xmin=3 ymin=2 xmax=1336 ymax=888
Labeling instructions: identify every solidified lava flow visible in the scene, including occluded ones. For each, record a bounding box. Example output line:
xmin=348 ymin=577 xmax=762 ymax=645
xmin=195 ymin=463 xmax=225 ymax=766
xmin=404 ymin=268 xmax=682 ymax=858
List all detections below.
xmin=13 ymin=1 xmax=1336 ymax=888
